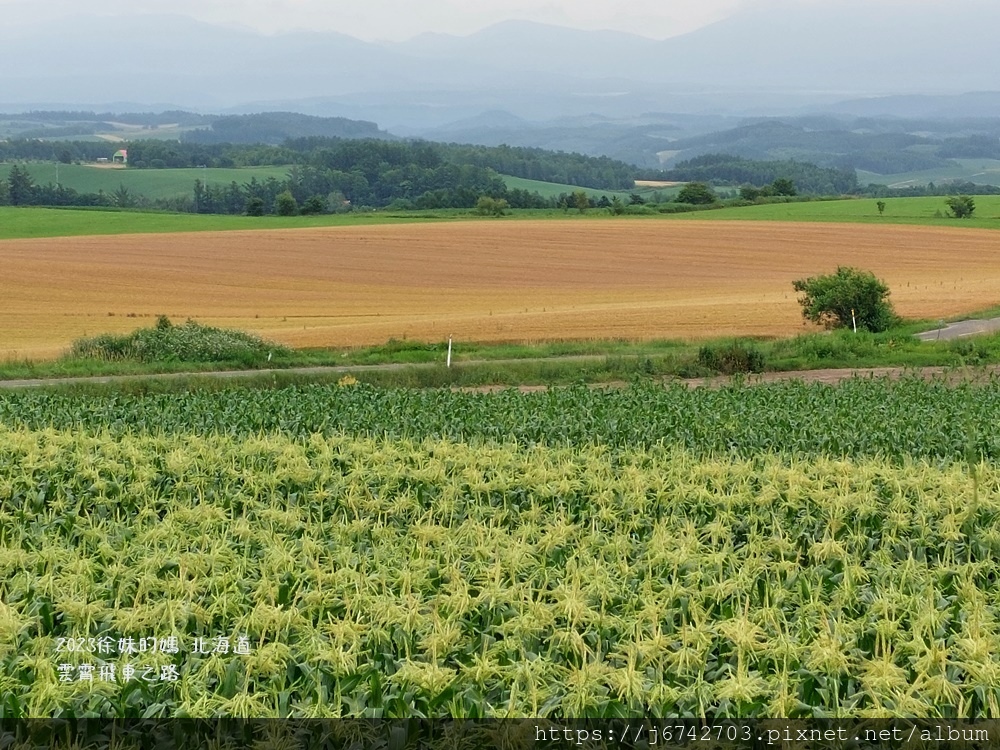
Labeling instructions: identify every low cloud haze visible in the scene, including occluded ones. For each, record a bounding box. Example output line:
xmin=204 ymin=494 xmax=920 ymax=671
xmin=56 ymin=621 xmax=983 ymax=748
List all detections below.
xmin=0 ymin=0 xmax=818 ymax=40
xmin=1 ymin=0 xmax=997 ymax=122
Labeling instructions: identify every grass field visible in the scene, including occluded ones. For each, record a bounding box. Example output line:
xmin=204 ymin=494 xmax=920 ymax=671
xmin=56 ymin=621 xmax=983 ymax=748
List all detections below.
xmin=858 ymin=158 xmax=1000 ymax=188
xmin=4 ymin=218 xmax=1000 ymax=360
xmin=0 ymin=206 xmax=455 ymax=240
xmin=3 ymin=195 xmax=1000 ymax=241
xmin=0 ymin=163 xmax=292 ymax=200
xmin=671 ymin=195 xmax=1000 ymax=227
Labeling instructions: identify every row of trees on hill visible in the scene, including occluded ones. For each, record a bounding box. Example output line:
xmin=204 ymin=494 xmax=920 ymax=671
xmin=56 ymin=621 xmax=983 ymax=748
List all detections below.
xmin=0 ymin=137 xmax=638 ymax=192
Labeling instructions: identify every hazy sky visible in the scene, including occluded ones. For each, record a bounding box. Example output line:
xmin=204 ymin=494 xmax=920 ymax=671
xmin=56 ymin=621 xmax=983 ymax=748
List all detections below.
xmin=0 ymin=0 xmax=959 ymax=41
xmin=3 ymin=0 xmax=760 ymax=40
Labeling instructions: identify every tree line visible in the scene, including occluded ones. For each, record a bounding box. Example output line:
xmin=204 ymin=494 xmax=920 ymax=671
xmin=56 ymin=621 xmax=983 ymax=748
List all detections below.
xmin=0 ymin=137 xmax=638 ymax=192
xmin=648 ymin=154 xmax=858 ymax=195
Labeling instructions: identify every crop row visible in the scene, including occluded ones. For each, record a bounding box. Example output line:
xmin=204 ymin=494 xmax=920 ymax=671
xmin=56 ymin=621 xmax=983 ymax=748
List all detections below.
xmin=0 ymin=377 xmax=995 ymax=459
xmin=2 ymin=426 xmax=999 ymax=717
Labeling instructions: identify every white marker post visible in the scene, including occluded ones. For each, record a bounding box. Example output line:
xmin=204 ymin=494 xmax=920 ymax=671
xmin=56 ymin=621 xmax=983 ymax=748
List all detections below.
xmin=446 ymin=336 xmax=453 ymax=368
xmin=851 ymin=308 xmax=857 ymax=333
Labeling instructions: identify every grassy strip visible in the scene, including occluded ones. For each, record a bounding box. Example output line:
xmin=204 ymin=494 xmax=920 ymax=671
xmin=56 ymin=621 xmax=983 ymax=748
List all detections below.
xmin=3 ymin=195 xmax=1000 ymax=240
xmin=8 ymin=338 xmax=1000 ymax=401
xmin=5 ymin=320 xmax=1000 ymax=386
xmin=0 ymin=205 xmax=472 ymax=240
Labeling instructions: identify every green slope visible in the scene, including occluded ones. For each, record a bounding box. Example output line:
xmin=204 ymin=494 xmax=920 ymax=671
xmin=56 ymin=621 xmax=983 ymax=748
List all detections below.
xmin=0 ymin=163 xmax=292 ymax=200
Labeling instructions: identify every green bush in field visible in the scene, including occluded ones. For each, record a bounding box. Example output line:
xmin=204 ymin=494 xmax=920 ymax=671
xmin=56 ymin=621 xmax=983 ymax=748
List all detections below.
xmin=793 ymin=266 xmax=898 ymax=333
xmin=697 ymin=340 xmax=766 ymax=374
xmin=70 ymin=317 xmax=288 ymax=364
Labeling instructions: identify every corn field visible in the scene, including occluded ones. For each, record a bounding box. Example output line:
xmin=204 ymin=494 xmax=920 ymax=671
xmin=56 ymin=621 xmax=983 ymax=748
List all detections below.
xmin=2 ymin=377 xmax=1000 ymax=717
xmin=0 ymin=377 xmax=996 ymax=460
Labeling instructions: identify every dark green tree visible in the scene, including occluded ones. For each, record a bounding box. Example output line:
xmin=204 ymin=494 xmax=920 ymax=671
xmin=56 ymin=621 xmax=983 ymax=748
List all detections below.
xmin=876 ymin=200 xmax=886 ymax=216
xmin=676 ymin=182 xmax=717 ymax=205
xmin=300 ymin=195 xmax=328 ymax=215
xmin=946 ymin=195 xmax=975 ymax=218
xmin=571 ymin=190 xmax=590 ymax=213
xmin=111 ymin=183 xmax=137 ymax=208
xmin=609 ymin=196 xmax=625 ymax=215
xmin=245 ymin=197 xmax=265 ymax=216
xmin=7 ymin=164 xmax=35 ymax=206
xmin=274 ymin=190 xmax=298 ymax=216
xmin=793 ymin=266 xmax=898 ymax=332
xmin=770 ymin=178 xmax=797 ymax=196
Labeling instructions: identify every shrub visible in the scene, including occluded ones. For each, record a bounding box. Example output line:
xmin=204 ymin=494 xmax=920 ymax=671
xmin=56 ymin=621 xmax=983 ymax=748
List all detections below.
xmin=70 ymin=319 xmax=289 ymax=364
xmin=245 ymin=197 xmax=265 ymax=216
xmin=474 ymin=196 xmax=509 ymax=216
xmin=274 ymin=190 xmax=298 ymax=216
xmin=676 ymin=182 xmax=718 ymax=205
xmin=300 ymin=195 xmax=328 ymax=215
xmin=697 ymin=340 xmax=766 ymax=374
xmin=792 ymin=266 xmax=898 ymax=333
xmin=946 ymin=195 xmax=975 ymax=219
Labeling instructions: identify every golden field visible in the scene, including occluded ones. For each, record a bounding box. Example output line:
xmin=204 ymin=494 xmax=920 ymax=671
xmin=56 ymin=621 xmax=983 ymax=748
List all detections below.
xmin=3 ymin=219 xmax=1000 ymax=359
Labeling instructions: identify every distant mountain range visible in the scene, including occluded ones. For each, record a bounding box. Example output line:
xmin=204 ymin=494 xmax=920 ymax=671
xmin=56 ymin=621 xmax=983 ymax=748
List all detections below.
xmin=3 ymin=1 xmax=1000 ymax=127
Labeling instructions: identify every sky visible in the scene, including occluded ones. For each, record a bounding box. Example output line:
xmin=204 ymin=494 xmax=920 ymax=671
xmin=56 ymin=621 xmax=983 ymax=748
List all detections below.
xmin=1 ymin=0 xmax=756 ymax=40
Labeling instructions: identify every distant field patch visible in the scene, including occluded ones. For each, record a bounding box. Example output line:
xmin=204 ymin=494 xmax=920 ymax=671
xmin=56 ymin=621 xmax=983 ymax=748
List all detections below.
xmin=634 ymin=179 xmax=684 ymax=188
xmin=857 ymin=158 xmax=1000 ymax=188
xmin=501 ymin=175 xmax=676 ymax=199
xmin=4 ymin=219 xmax=1000 ymax=359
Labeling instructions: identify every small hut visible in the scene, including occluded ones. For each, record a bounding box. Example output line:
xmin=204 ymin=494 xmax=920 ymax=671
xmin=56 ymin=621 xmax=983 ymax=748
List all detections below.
xmin=112 ymin=149 xmax=128 ymax=165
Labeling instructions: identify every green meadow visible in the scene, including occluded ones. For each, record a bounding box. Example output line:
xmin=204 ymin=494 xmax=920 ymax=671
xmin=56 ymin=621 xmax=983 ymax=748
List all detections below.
xmin=0 ymin=163 xmax=292 ymax=200
xmin=0 ymin=206 xmax=454 ymax=239
xmin=857 ymin=158 xmax=1000 ymax=189
xmin=2 ymin=195 xmax=1000 ymax=241
xmin=670 ymin=195 xmax=1000 ymax=228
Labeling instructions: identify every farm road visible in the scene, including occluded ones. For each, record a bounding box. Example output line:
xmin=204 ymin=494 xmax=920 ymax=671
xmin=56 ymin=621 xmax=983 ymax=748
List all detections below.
xmin=1 ymin=356 xmax=999 ymax=391
xmin=915 ymin=317 xmax=1000 ymax=341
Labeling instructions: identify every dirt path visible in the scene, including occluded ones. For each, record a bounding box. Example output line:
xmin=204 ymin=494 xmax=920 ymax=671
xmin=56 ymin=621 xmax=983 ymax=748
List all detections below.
xmin=1 ymin=358 xmax=996 ymax=391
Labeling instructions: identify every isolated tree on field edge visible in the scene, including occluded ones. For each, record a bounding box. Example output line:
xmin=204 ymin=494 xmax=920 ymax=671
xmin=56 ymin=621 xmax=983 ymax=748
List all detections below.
xmin=792 ymin=266 xmax=898 ymax=333
xmin=876 ymin=200 xmax=886 ymax=216
xmin=946 ymin=195 xmax=975 ymax=219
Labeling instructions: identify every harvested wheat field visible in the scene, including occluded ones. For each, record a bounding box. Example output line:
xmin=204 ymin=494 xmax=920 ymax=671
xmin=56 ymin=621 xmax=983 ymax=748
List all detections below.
xmin=3 ymin=219 xmax=1000 ymax=358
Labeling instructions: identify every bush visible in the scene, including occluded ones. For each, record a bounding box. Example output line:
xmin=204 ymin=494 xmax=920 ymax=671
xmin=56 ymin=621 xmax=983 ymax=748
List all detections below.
xmin=274 ymin=190 xmax=298 ymax=216
xmin=792 ymin=266 xmax=898 ymax=333
xmin=676 ymin=182 xmax=718 ymax=205
xmin=474 ymin=196 xmax=509 ymax=216
xmin=300 ymin=195 xmax=328 ymax=215
xmin=245 ymin=197 xmax=265 ymax=216
xmin=946 ymin=195 xmax=975 ymax=218
xmin=697 ymin=340 xmax=766 ymax=374
xmin=70 ymin=318 xmax=289 ymax=364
